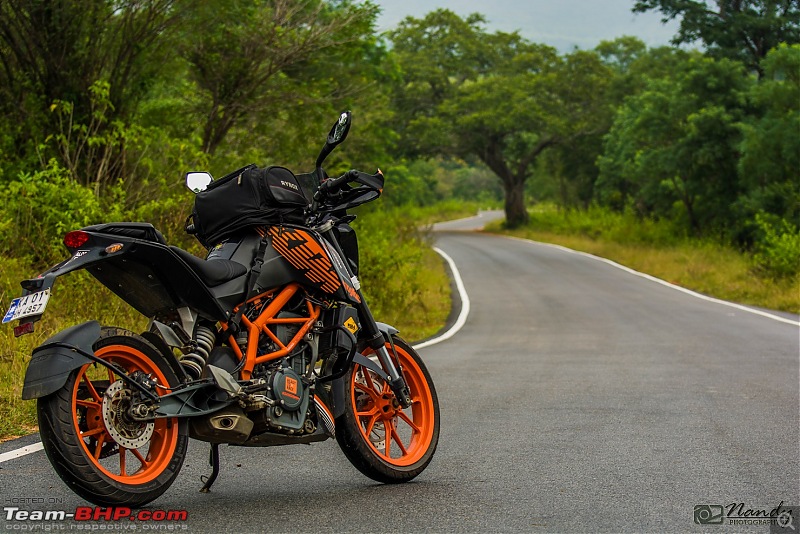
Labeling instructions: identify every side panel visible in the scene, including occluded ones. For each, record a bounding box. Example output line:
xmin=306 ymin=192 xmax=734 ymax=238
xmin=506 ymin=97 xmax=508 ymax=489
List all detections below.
xmin=84 ymin=237 xmax=228 ymax=321
xmin=208 ymin=234 xmax=259 ymax=309
xmin=253 ymin=236 xmax=305 ymax=293
xmin=267 ymin=226 xmax=360 ymax=303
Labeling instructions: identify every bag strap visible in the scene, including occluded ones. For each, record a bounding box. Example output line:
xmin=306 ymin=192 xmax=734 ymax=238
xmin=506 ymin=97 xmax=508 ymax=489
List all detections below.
xmin=229 ymin=234 xmax=270 ymax=333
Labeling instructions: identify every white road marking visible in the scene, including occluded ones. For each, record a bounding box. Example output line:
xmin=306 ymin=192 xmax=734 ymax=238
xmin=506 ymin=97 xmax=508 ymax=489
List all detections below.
xmin=414 ymin=247 xmax=471 ymax=349
xmin=0 ymin=441 xmax=43 ymax=463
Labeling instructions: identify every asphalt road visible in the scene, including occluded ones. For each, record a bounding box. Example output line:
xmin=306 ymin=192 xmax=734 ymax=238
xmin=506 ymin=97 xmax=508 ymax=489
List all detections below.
xmin=1 ymin=211 xmax=798 ymax=533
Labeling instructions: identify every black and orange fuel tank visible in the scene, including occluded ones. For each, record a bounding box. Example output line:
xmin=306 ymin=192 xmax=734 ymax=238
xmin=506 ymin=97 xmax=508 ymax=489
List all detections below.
xmin=265 ymin=226 xmax=360 ymax=304
xmin=206 ymin=225 xmax=360 ymax=305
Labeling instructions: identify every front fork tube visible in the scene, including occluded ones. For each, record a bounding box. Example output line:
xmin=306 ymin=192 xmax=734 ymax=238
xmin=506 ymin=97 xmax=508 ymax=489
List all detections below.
xmin=320 ymin=226 xmax=412 ymax=408
xmin=373 ymin=343 xmax=412 ymax=408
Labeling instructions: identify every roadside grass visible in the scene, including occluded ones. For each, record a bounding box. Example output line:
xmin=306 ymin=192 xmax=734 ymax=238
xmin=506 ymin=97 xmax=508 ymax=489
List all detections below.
xmin=356 ymin=208 xmax=453 ymax=341
xmin=484 ymin=204 xmax=799 ymax=314
xmin=356 ymin=200 xmax=488 ymax=340
xmin=403 ymin=200 xmax=490 ymax=225
xmin=1 ymin=259 xmax=147 ymax=440
xmin=363 ymin=244 xmax=451 ymax=341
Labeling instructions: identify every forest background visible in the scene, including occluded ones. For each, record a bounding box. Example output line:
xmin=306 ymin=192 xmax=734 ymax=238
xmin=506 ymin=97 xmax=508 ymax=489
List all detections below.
xmin=0 ymin=0 xmax=798 ymax=436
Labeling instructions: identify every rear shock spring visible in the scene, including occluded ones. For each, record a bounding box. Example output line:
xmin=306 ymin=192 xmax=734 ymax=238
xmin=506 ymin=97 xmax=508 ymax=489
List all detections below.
xmin=180 ymin=326 xmax=216 ymax=379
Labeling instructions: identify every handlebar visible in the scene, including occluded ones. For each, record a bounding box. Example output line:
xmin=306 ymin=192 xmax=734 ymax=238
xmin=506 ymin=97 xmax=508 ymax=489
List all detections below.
xmin=307 ymin=168 xmax=384 ymax=216
xmin=315 ymin=170 xmax=359 ymax=200
xmin=314 ymin=169 xmax=383 ymax=202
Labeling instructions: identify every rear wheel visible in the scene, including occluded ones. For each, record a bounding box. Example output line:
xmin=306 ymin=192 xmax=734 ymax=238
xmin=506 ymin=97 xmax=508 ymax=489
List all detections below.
xmin=37 ymin=327 xmax=188 ymax=507
xmin=336 ymin=336 xmax=439 ymax=483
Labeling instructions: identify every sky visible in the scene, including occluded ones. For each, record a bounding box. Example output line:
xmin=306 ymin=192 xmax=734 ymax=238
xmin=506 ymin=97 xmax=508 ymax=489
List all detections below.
xmin=373 ymin=0 xmax=682 ymax=52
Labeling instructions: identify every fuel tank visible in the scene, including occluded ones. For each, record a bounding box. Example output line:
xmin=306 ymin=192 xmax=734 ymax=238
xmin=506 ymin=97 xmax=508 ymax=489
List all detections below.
xmin=207 ymin=226 xmax=360 ymax=305
xmin=265 ymin=226 xmax=360 ymax=304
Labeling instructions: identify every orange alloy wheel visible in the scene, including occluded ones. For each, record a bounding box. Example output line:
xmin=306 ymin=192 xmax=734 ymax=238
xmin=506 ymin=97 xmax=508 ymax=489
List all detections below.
xmin=72 ymin=345 xmax=179 ymax=484
xmin=352 ymin=343 xmax=436 ymax=467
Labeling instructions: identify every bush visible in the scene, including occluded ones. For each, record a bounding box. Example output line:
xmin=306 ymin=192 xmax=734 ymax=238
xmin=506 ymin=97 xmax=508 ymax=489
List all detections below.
xmin=752 ymin=214 xmax=800 ymax=279
xmin=0 ymin=160 xmax=125 ymax=266
xmin=355 ymin=207 xmax=450 ymax=339
xmin=517 ymin=203 xmax=687 ymax=247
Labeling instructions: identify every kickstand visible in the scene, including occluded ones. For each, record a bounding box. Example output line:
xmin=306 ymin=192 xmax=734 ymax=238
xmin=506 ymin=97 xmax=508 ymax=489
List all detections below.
xmin=199 ymin=443 xmax=220 ymax=493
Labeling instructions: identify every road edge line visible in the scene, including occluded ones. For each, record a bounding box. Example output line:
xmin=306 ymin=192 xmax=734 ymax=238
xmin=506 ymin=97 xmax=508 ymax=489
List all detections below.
xmin=0 ymin=441 xmax=43 ymax=463
xmin=414 ymin=247 xmax=471 ymax=349
xmin=501 ymin=234 xmax=800 ymax=327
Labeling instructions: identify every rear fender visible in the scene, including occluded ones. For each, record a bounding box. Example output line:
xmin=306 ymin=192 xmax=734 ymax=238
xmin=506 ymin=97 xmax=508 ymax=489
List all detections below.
xmin=22 ymin=321 xmax=101 ymax=400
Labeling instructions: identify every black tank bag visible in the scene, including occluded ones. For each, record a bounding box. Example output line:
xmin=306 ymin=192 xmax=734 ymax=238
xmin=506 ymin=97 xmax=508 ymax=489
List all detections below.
xmin=192 ymin=165 xmax=308 ymax=247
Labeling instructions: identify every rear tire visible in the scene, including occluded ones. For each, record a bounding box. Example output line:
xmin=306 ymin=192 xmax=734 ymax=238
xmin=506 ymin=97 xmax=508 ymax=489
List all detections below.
xmin=336 ymin=336 xmax=439 ymax=483
xmin=37 ymin=327 xmax=188 ymax=507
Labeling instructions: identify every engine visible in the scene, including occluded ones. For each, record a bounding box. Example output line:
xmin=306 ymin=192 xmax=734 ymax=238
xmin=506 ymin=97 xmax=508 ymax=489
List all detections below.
xmin=248 ymin=350 xmax=312 ymax=434
xmin=189 ymin=308 xmax=320 ymax=445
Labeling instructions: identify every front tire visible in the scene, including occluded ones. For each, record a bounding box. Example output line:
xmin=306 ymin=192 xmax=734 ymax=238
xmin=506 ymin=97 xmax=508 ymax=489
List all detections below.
xmin=37 ymin=327 xmax=188 ymax=507
xmin=336 ymin=336 xmax=439 ymax=483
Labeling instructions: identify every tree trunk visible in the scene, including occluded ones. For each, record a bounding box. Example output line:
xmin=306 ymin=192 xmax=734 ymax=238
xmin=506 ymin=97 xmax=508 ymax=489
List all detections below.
xmin=503 ymin=178 xmax=528 ymax=228
xmin=673 ymin=174 xmax=701 ymax=235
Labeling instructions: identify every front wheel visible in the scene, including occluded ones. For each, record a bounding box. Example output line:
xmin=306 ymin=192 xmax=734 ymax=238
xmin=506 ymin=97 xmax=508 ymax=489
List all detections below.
xmin=336 ymin=336 xmax=439 ymax=483
xmin=37 ymin=327 xmax=188 ymax=507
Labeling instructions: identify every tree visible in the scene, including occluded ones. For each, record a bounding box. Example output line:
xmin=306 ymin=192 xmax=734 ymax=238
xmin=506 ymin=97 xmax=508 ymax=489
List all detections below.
xmin=0 ymin=0 xmax=189 ymax=184
xmin=633 ymin=0 xmax=800 ymax=77
xmin=737 ymin=43 xmax=800 ymax=231
xmin=0 ymin=0 xmax=185 ymax=133
xmin=391 ymin=10 xmax=612 ymax=227
xmin=597 ymin=53 xmax=753 ymax=234
xmin=595 ymin=36 xmax=649 ymax=103
xmin=180 ymin=0 xmax=380 ymax=155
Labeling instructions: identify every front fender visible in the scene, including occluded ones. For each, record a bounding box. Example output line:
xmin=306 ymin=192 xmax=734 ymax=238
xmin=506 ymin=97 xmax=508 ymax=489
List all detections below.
xmin=375 ymin=322 xmax=399 ymax=340
xmin=328 ymin=322 xmax=399 ymax=419
xmin=22 ymin=321 xmax=101 ymax=400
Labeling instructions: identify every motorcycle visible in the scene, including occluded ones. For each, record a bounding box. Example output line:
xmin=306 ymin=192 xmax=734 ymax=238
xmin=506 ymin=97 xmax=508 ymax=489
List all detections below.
xmin=3 ymin=112 xmax=440 ymax=507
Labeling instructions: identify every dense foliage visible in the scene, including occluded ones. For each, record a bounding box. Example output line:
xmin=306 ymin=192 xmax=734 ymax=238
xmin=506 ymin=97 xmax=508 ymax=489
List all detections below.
xmin=0 ymin=0 xmax=797 ymax=281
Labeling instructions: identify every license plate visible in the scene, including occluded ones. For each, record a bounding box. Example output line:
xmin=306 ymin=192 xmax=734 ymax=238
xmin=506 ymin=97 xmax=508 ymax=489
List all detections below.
xmin=3 ymin=289 xmax=51 ymax=323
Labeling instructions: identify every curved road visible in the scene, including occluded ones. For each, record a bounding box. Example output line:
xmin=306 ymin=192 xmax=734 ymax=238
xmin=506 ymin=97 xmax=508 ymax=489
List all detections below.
xmin=1 ymin=212 xmax=798 ymax=532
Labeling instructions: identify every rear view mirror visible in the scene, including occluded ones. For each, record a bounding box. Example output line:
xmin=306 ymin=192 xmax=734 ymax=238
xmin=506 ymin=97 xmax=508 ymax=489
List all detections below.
xmin=315 ymin=111 xmax=352 ymax=170
xmin=328 ymin=111 xmax=352 ymax=145
xmin=186 ymin=172 xmax=213 ymax=193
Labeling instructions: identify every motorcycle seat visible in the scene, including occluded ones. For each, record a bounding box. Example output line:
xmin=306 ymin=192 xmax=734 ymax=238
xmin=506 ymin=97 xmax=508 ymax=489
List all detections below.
xmin=84 ymin=222 xmax=168 ymax=244
xmin=170 ymin=246 xmax=247 ymax=287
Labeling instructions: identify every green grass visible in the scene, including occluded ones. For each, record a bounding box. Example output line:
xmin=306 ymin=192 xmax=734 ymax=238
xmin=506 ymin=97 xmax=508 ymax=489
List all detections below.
xmin=1 ymin=259 xmax=148 ymax=440
xmin=356 ymin=207 xmax=453 ymax=341
xmin=484 ymin=204 xmax=799 ymax=314
xmin=364 ymin=245 xmax=451 ymax=341
xmin=402 ymin=200 xmax=490 ymax=225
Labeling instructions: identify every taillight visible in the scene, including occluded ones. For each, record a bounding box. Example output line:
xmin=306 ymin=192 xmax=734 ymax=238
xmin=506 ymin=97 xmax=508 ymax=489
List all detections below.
xmin=63 ymin=231 xmax=90 ymax=249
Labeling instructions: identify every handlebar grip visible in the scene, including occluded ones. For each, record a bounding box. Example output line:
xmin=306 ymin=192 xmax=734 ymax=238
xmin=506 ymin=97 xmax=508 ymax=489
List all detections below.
xmin=316 ymin=169 xmax=358 ymax=199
